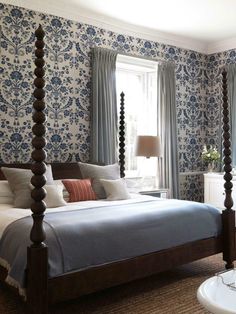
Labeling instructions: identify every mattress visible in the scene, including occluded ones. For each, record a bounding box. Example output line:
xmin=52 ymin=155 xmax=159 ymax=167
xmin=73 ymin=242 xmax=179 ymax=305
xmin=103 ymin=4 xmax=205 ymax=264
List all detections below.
xmin=0 ymin=194 xmax=152 ymax=238
xmin=0 ymin=196 xmax=222 ymax=297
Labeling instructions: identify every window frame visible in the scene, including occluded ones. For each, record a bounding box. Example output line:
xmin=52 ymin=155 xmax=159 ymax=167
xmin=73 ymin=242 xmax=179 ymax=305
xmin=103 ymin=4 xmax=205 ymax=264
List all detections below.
xmin=116 ymin=55 xmax=158 ymax=178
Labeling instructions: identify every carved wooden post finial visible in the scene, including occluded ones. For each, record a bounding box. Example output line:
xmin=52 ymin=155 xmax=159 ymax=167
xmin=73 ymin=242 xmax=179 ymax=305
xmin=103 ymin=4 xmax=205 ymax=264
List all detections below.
xmin=222 ymin=69 xmax=235 ymax=269
xmin=119 ymin=92 xmax=125 ymax=178
xmin=27 ymin=24 xmax=48 ymax=314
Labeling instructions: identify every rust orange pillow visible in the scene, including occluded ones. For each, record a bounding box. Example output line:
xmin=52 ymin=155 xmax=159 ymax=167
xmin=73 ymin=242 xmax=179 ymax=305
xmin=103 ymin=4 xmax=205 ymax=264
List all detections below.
xmin=62 ymin=179 xmax=97 ymax=202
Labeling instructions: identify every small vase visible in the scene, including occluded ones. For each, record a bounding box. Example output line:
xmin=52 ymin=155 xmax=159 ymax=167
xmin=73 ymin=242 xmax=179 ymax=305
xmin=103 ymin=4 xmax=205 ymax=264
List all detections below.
xmin=208 ymin=161 xmax=215 ymax=172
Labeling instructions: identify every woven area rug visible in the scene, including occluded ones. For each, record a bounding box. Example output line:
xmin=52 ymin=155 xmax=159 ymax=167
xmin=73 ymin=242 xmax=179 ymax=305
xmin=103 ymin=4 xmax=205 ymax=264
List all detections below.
xmin=0 ymin=254 xmax=224 ymax=314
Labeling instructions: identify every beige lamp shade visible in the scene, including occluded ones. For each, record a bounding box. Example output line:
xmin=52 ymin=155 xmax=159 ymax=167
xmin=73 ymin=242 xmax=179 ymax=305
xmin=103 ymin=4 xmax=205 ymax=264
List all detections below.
xmin=135 ymin=135 xmax=161 ymax=158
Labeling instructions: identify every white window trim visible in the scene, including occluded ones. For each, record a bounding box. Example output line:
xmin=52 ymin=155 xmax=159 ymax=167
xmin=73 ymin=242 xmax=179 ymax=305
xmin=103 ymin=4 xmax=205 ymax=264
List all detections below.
xmin=116 ymin=55 xmax=158 ymax=178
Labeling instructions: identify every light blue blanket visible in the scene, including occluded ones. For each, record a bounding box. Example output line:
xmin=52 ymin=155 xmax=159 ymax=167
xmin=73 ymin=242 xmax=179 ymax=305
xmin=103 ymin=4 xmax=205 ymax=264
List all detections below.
xmin=0 ymin=199 xmax=221 ymax=291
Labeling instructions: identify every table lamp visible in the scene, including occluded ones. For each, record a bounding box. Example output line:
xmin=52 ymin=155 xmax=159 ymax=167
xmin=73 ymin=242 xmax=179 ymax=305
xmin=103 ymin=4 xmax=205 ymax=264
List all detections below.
xmin=135 ymin=135 xmax=162 ymax=188
xmin=135 ymin=135 xmax=161 ymax=158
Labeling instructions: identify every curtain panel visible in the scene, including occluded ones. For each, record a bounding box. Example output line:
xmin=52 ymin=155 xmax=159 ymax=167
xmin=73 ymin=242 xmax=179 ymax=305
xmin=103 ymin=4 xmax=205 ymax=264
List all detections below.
xmin=226 ymin=64 xmax=236 ymax=168
xmin=157 ymin=63 xmax=180 ymax=199
xmin=91 ymin=47 xmax=118 ymax=165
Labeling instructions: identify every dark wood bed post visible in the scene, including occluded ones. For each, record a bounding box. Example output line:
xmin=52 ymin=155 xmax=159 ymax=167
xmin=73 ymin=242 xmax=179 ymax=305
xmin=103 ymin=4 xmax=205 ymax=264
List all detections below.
xmin=222 ymin=69 xmax=235 ymax=269
xmin=27 ymin=25 xmax=48 ymax=314
xmin=119 ymin=92 xmax=125 ymax=178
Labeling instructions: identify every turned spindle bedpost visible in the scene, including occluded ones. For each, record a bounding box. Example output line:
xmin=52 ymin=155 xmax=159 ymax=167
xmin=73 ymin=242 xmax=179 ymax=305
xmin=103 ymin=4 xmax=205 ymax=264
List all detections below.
xmin=119 ymin=92 xmax=125 ymax=178
xmin=222 ymin=69 xmax=235 ymax=269
xmin=27 ymin=25 xmax=48 ymax=314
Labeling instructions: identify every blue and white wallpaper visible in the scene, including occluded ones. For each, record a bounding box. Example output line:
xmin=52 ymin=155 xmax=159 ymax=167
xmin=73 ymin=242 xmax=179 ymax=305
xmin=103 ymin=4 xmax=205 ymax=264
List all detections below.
xmin=206 ymin=51 xmax=236 ymax=148
xmin=0 ymin=3 xmax=230 ymax=201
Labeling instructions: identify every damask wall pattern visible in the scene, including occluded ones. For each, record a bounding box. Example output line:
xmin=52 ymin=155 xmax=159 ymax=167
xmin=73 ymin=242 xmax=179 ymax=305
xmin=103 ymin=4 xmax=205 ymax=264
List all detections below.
xmin=179 ymin=173 xmax=204 ymax=202
xmin=0 ymin=3 xmax=216 ymax=200
xmin=206 ymin=50 xmax=236 ymax=151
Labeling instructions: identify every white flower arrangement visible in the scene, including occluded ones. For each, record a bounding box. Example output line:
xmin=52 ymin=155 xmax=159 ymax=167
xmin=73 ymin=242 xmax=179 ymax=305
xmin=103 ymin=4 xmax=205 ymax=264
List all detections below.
xmin=201 ymin=145 xmax=220 ymax=163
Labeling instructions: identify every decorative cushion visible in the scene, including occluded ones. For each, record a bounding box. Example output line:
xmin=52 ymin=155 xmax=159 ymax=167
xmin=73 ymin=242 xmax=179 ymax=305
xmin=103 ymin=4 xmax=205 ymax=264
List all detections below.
xmin=0 ymin=181 xmax=14 ymax=204
xmin=100 ymin=178 xmax=131 ymax=201
xmin=54 ymin=180 xmax=70 ymax=202
xmin=78 ymin=162 xmax=120 ymax=199
xmin=1 ymin=165 xmax=54 ymax=208
xmin=29 ymin=184 xmax=67 ymax=208
xmin=62 ymin=179 xmax=97 ymax=202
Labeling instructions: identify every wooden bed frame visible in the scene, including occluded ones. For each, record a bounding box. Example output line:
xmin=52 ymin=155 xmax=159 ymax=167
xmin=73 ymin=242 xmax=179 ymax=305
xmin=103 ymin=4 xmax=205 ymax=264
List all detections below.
xmin=0 ymin=25 xmax=235 ymax=314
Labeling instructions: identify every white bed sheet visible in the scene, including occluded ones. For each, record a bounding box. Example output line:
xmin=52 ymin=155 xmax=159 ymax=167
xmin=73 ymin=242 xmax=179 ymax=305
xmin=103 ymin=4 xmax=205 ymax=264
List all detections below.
xmin=0 ymin=194 xmax=160 ymax=239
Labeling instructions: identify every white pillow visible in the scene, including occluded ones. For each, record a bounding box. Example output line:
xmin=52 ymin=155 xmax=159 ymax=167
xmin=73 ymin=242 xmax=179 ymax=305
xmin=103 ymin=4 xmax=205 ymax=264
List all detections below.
xmin=44 ymin=185 xmax=67 ymax=208
xmin=100 ymin=178 xmax=131 ymax=201
xmin=2 ymin=165 xmax=54 ymax=208
xmin=53 ymin=180 xmax=70 ymax=202
xmin=0 ymin=181 xmax=14 ymax=204
xmin=78 ymin=162 xmax=120 ymax=199
xmin=29 ymin=184 xmax=67 ymax=208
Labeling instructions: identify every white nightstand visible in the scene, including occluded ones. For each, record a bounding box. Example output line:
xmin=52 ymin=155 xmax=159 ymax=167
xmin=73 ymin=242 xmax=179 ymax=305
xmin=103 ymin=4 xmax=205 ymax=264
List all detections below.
xmin=204 ymin=172 xmax=236 ymax=209
xmin=139 ymin=188 xmax=169 ymax=199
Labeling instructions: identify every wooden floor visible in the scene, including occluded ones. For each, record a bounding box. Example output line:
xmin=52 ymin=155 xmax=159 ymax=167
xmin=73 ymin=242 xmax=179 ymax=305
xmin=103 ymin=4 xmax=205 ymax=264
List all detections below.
xmin=0 ymin=254 xmax=224 ymax=313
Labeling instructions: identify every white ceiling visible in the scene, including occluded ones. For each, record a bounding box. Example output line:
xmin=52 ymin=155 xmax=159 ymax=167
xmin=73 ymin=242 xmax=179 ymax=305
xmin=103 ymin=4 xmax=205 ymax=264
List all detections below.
xmin=2 ymin=0 xmax=236 ymax=53
xmin=73 ymin=0 xmax=236 ymax=42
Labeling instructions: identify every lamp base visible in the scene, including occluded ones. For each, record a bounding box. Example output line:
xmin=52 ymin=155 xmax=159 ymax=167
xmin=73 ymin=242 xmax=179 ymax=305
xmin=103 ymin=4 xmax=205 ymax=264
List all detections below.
xmin=138 ymin=176 xmax=157 ymax=190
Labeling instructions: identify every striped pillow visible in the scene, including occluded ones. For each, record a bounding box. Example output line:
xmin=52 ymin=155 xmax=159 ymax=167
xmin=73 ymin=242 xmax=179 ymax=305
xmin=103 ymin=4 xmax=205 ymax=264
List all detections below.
xmin=62 ymin=179 xmax=97 ymax=202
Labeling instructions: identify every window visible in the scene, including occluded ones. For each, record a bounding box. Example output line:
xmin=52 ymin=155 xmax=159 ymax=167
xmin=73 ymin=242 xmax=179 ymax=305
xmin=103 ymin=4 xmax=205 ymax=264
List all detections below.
xmin=116 ymin=55 xmax=158 ymax=177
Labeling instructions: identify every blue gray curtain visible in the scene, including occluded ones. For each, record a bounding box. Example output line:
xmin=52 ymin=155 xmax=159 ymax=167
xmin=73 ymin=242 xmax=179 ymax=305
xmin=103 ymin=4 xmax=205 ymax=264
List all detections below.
xmin=157 ymin=63 xmax=180 ymax=198
xmin=91 ymin=47 xmax=118 ymax=164
xmin=226 ymin=64 xmax=236 ymax=167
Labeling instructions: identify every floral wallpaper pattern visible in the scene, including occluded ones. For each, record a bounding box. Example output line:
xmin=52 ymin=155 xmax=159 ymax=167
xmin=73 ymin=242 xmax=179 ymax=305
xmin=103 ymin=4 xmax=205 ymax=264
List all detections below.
xmin=206 ymin=50 xmax=236 ymax=150
xmin=0 ymin=3 xmax=228 ymax=201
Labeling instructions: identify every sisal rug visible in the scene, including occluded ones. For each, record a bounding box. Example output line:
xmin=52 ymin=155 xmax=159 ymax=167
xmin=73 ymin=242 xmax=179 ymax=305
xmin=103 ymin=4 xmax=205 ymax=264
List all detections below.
xmin=0 ymin=254 xmax=225 ymax=314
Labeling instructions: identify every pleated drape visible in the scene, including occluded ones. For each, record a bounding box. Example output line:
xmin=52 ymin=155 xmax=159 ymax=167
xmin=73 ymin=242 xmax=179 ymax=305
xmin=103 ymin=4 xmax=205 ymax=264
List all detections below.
xmin=226 ymin=65 xmax=236 ymax=168
xmin=91 ymin=47 xmax=118 ymax=164
xmin=157 ymin=63 xmax=180 ymax=198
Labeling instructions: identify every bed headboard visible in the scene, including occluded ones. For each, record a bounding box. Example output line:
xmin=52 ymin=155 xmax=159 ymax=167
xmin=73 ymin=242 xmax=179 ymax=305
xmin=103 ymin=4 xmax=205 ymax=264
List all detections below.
xmin=0 ymin=163 xmax=82 ymax=180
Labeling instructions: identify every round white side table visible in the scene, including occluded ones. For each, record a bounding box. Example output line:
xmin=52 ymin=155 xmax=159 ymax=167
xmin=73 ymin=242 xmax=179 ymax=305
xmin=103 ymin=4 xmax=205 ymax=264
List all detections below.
xmin=197 ymin=269 xmax=236 ymax=314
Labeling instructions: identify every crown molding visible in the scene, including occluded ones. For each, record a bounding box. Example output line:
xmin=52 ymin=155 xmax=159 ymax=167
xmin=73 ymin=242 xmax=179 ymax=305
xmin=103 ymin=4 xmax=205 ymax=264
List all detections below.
xmin=207 ymin=37 xmax=236 ymax=54
xmin=1 ymin=0 xmax=208 ymax=54
xmin=71 ymin=9 xmax=208 ymax=54
xmin=2 ymin=0 xmax=236 ymax=55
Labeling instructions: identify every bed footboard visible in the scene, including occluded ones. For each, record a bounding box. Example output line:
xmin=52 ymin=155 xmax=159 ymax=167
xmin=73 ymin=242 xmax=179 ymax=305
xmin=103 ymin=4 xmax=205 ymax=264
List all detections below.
xmin=48 ymin=236 xmax=222 ymax=304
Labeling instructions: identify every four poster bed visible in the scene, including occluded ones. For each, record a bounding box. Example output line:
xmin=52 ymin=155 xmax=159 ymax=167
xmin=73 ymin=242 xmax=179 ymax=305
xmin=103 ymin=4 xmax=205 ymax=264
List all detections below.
xmin=0 ymin=25 xmax=235 ymax=314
